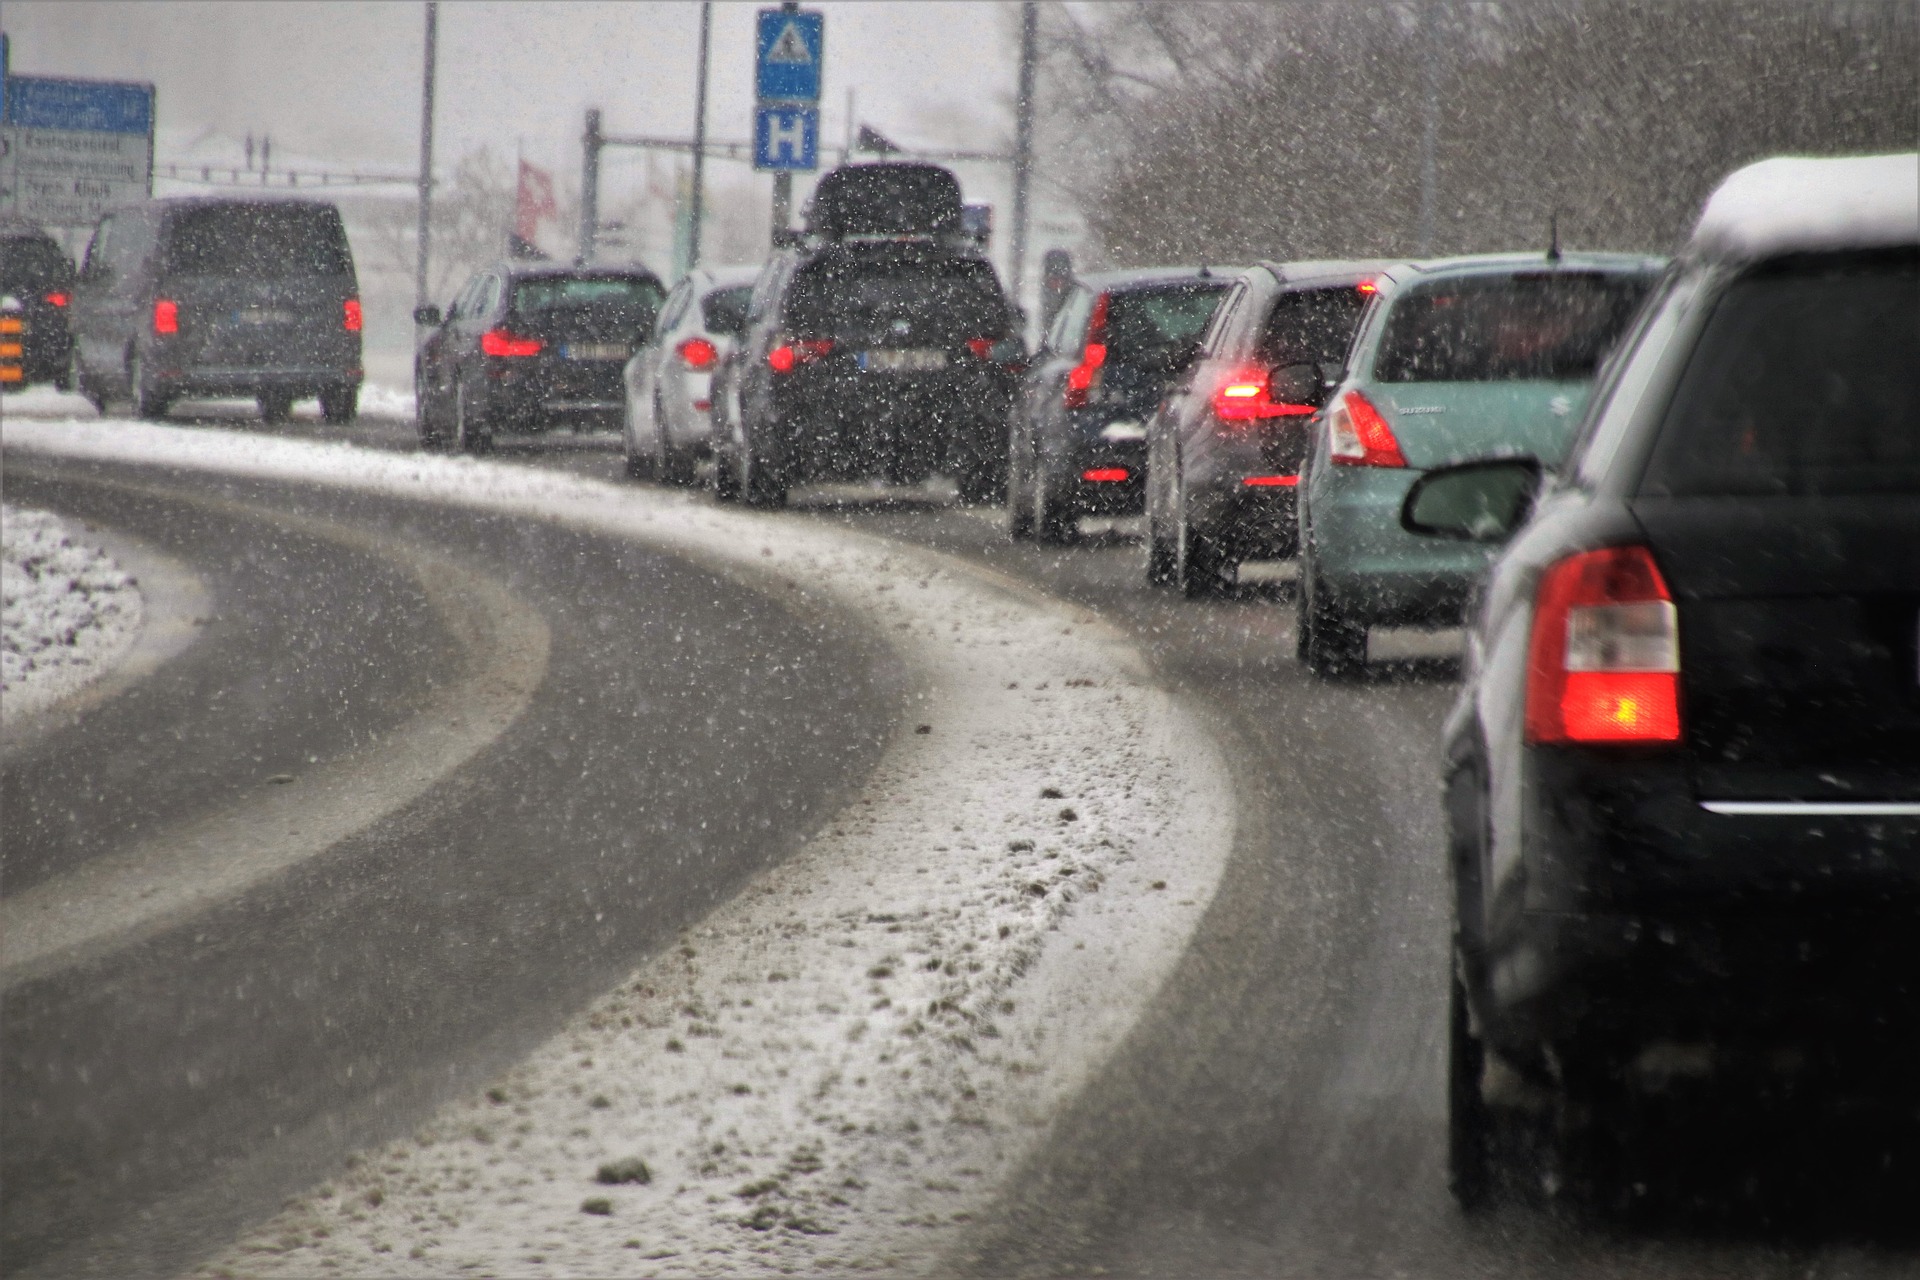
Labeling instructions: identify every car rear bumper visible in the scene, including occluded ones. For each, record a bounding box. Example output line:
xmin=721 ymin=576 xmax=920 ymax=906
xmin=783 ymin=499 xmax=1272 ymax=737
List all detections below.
xmin=156 ymin=366 xmax=361 ymax=398
xmin=1306 ymin=462 xmax=1496 ymax=624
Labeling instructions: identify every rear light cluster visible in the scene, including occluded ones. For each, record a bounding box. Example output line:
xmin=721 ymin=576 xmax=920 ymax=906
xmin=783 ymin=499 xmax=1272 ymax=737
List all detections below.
xmin=966 ymin=337 xmax=997 ymax=360
xmin=677 ymin=336 xmax=718 ymax=370
xmin=1326 ymin=389 xmax=1406 ymax=468
xmin=343 ymin=299 xmax=363 ymax=332
xmin=1062 ymin=292 xmax=1109 ymax=409
xmin=768 ymin=338 xmax=833 ymax=372
xmin=481 ymin=328 xmax=542 ymax=357
xmin=1211 ymin=368 xmax=1317 ymax=423
xmin=1525 ymin=545 xmax=1681 ymax=745
xmin=153 ymin=299 xmax=180 ymax=335
xmin=44 ymin=291 xmax=69 ymax=307
xmin=1082 ymin=468 xmax=1130 ymax=483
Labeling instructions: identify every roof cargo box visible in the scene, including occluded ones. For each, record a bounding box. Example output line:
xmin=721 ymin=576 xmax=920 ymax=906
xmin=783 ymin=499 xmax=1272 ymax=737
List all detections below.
xmin=805 ymin=163 xmax=963 ymax=240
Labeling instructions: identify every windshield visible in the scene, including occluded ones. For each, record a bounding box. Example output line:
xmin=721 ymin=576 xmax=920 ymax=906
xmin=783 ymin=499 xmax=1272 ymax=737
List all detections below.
xmin=513 ymin=275 xmax=663 ymax=318
xmin=1374 ymin=270 xmax=1651 ymax=383
xmin=1640 ymin=252 xmax=1919 ymax=497
xmin=700 ymin=284 xmax=752 ymax=337
xmin=783 ymin=258 xmax=1007 ymax=340
xmin=162 ymin=204 xmax=354 ymax=278
xmin=1103 ymin=284 xmax=1228 ymax=361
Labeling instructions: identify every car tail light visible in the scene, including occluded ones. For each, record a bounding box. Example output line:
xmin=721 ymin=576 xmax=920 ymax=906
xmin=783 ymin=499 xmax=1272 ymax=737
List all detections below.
xmin=1063 ymin=291 xmax=1110 ymax=408
xmin=1525 ymin=545 xmax=1681 ymax=745
xmin=153 ymin=299 xmax=179 ymax=335
xmin=343 ymin=298 xmax=363 ymax=332
xmin=677 ymin=336 xmax=719 ymax=369
xmin=768 ymin=338 xmax=832 ymax=373
xmin=44 ymin=291 xmax=69 ymax=307
xmin=1357 ymin=279 xmax=1379 ymax=295
xmin=967 ymin=337 xmax=997 ymax=360
xmin=481 ymin=328 xmax=542 ymax=357
xmin=1326 ymin=388 xmax=1406 ymax=467
xmin=1212 ymin=368 xmax=1317 ymax=423
xmin=1242 ymin=475 xmax=1299 ymax=487
xmin=1082 ymin=467 xmax=1130 ymax=483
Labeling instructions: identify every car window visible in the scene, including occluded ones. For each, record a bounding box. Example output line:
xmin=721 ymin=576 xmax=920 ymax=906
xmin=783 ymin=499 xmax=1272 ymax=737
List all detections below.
xmin=1638 ymin=250 xmax=1919 ymax=497
xmin=1567 ymin=269 xmax=1697 ymax=490
xmin=783 ymin=257 xmax=1007 ymax=341
xmin=2 ymin=236 xmax=74 ymax=292
xmin=1047 ymin=286 xmax=1093 ymax=354
xmin=1198 ymin=280 xmax=1247 ymax=355
xmin=162 ymin=203 xmax=354 ymax=278
xmin=1102 ymin=285 xmax=1229 ymax=362
xmin=513 ymin=275 xmax=664 ymax=329
xmin=654 ymin=282 xmax=693 ymax=334
xmin=1254 ymin=285 xmax=1369 ymax=368
xmin=700 ymin=284 xmax=753 ymax=337
xmin=1372 ymin=270 xmax=1652 ymax=383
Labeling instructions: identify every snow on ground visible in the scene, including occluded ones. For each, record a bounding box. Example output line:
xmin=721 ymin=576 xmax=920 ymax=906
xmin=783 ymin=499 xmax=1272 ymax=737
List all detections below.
xmin=356 ymin=382 xmax=415 ymax=421
xmin=1 ymin=503 xmax=144 ymax=723
xmin=5 ymin=419 xmax=1236 ymax=1278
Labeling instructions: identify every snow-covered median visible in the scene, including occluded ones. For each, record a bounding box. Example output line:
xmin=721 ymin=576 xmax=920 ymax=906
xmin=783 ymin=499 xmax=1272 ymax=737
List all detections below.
xmin=2 ymin=503 xmax=144 ymax=722
xmin=4 ymin=420 xmax=1234 ymax=1277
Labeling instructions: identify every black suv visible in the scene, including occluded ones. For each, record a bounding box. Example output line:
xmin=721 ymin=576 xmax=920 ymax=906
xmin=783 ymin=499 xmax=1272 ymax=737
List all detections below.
xmin=71 ymin=197 xmax=363 ymax=422
xmin=413 ymin=263 xmax=665 ymax=451
xmin=713 ymin=163 xmax=1022 ymax=508
xmin=1402 ymin=153 xmax=1920 ymax=1209
xmin=1008 ymin=267 xmax=1233 ymax=543
xmin=0 ymin=221 xmax=76 ymax=391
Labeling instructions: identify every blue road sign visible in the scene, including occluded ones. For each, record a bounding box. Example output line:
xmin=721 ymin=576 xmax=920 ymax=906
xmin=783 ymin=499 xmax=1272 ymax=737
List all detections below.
xmin=755 ymin=9 xmax=823 ymax=102
xmin=753 ymin=104 xmax=819 ymax=172
xmin=2 ymin=74 xmax=153 ymax=134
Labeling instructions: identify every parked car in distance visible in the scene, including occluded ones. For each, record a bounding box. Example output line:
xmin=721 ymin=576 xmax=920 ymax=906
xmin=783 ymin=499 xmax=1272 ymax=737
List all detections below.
xmin=1143 ymin=261 xmax=1381 ymax=592
xmin=1009 ymin=266 xmax=1234 ymax=545
xmin=622 ymin=264 xmax=759 ymax=484
xmin=1410 ymin=152 xmax=1919 ymax=1211
xmin=0 ymin=220 xmax=76 ymax=391
xmin=71 ymin=196 xmax=363 ymax=423
xmin=1296 ymin=250 xmax=1664 ymax=674
xmin=414 ymin=263 xmax=665 ymax=452
xmin=713 ymin=163 xmax=1023 ymax=508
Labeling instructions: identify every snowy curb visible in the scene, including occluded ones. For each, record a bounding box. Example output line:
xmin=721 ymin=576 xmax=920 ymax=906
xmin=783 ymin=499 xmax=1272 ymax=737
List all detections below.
xmin=4 ymin=420 xmax=1235 ymax=1277
xmin=1 ymin=503 xmax=145 ymax=723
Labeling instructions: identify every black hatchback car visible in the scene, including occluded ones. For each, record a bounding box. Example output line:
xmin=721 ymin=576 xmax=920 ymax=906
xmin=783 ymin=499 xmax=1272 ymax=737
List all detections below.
xmin=713 ymin=163 xmax=1022 ymax=508
xmin=1142 ymin=260 xmax=1381 ymax=591
xmin=71 ymin=197 xmax=363 ymax=422
xmin=1405 ymin=153 xmax=1920 ymax=1208
xmin=1007 ymin=267 xmax=1233 ymax=544
xmin=0 ymin=221 xmax=76 ymax=391
xmin=413 ymin=263 xmax=665 ymax=451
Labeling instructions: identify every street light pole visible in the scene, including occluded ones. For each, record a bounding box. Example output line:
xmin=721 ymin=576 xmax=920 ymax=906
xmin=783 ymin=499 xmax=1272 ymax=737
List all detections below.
xmin=580 ymin=108 xmax=603 ymax=264
xmin=414 ymin=0 xmax=438 ymax=316
xmin=689 ymin=1 xmax=712 ymax=269
xmin=1010 ymin=0 xmax=1037 ymax=302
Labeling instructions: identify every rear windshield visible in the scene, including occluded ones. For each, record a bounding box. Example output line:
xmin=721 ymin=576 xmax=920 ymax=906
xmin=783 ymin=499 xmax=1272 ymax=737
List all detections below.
xmin=2 ymin=236 xmax=73 ymax=291
xmin=784 ymin=258 xmax=1007 ymax=340
xmin=162 ymin=204 xmax=353 ymax=278
xmin=1374 ymin=270 xmax=1650 ymax=383
xmin=1639 ymin=252 xmax=1919 ymax=498
xmin=514 ymin=275 xmax=664 ymax=320
xmin=701 ymin=284 xmax=752 ymax=337
xmin=1104 ymin=285 xmax=1228 ymax=361
xmin=1256 ymin=285 xmax=1368 ymax=367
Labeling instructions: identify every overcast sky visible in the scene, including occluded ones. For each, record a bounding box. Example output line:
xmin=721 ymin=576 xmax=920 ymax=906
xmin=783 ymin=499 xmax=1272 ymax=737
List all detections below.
xmin=4 ymin=2 xmax=1023 ymax=195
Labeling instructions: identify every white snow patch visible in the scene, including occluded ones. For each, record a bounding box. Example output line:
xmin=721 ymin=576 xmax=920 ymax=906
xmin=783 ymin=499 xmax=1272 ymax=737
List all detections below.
xmin=356 ymin=382 xmax=416 ymax=421
xmin=4 ymin=420 xmax=1235 ymax=1278
xmin=1692 ymin=152 xmax=1918 ymax=261
xmin=2 ymin=503 xmax=144 ymax=722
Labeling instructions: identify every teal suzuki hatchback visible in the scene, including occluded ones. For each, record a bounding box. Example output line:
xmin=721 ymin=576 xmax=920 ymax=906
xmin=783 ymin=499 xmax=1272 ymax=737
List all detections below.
xmin=1296 ymin=253 xmax=1663 ymax=675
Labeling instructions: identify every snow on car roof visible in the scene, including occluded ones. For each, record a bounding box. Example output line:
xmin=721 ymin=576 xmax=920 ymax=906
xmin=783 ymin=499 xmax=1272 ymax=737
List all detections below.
xmin=1691 ymin=152 xmax=1919 ymax=261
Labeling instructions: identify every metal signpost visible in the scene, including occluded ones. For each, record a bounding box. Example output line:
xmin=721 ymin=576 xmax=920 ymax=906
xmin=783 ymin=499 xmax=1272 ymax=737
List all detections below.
xmin=0 ymin=62 xmax=155 ymax=227
xmin=753 ymin=5 xmax=822 ymax=239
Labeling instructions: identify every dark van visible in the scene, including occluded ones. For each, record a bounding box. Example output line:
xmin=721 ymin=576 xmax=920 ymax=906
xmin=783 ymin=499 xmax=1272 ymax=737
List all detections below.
xmin=0 ymin=220 xmax=77 ymax=390
xmin=72 ymin=197 xmax=363 ymax=423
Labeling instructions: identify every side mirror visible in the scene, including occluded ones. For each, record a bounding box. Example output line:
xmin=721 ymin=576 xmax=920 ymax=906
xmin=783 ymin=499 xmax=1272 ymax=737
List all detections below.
xmin=1319 ymin=361 xmax=1346 ymax=391
xmin=413 ymin=305 xmax=442 ymax=327
xmin=1401 ymin=457 xmax=1544 ymax=543
xmin=1269 ymin=362 xmax=1325 ymax=408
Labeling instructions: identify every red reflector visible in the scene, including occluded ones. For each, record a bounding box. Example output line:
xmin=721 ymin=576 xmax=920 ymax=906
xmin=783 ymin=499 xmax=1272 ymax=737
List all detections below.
xmin=967 ymin=337 xmax=996 ymax=360
xmin=692 ymin=399 xmax=712 ymax=411
xmin=769 ymin=338 xmax=832 ymax=373
xmin=677 ymin=336 xmax=718 ymax=369
xmin=1327 ymin=388 xmax=1406 ymax=467
xmin=481 ymin=328 xmax=542 ymax=357
xmin=1241 ymin=474 xmax=1299 ymax=487
xmin=1064 ymin=342 xmax=1106 ymax=407
xmin=1082 ymin=467 xmax=1130 ymax=483
xmin=343 ymin=298 xmax=363 ymax=332
xmin=1525 ymin=545 xmax=1681 ymax=746
xmin=153 ymin=299 xmax=179 ymax=335
xmin=44 ymin=291 xmax=69 ymax=307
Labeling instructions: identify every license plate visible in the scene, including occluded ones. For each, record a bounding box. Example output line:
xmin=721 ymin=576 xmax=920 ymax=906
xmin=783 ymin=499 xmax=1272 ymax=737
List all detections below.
xmin=566 ymin=343 xmax=628 ymax=361
xmin=235 ymin=309 xmax=296 ymax=326
xmin=859 ymin=348 xmax=947 ymax=372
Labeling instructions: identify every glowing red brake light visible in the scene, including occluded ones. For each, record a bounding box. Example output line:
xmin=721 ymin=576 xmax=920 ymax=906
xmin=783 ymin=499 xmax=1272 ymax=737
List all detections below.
xmin=481 ymin=328 xmax=542 ymax=357
xmin=44 ymin=291 xmax=69 ymax=308
xmin=967 ymin=337 xmax=996 ymax=360
xmin=1082 ymin=467 xmax=1130 ymax=483
xmin=769 ymin=338 xmax=832 ymax=373
xmin=1063 ymin=291 xmax=1110 ymax=409
xmin=1357 ymin=279 xmax=1379 ymax=295
xmin=1326 ymin=388 xmax=1406 ymax=467
xmin=153 ymin=299 xmax=179 ymax=335
xmin=1211 ymin=368 xmax=1317 ymax=422
xmin=677 ymin=336 xmax=718 ymax=369
xmin=1525 ymin=546 xmax=1681 ymax=746
xmin=343 ymin=298 xmax=363 ymax=332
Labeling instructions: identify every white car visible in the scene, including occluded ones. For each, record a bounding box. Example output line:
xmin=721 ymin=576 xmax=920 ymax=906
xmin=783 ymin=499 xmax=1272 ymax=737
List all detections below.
xmin=622 ymin=265 xmax=760 ymax=484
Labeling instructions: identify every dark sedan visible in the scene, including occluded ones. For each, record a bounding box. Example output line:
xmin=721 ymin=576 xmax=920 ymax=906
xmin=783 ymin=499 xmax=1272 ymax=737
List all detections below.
xmin=1405 ymin=153 xmax=1920 ymax=1210
xmin=415 ymin=264 xmax=665 ymax=451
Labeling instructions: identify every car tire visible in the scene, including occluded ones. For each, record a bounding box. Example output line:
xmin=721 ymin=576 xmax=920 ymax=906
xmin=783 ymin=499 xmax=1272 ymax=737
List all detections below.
xmin=1007 ymin=424 xmax=1036 ymax=540
xmin=258 ymin=389 xmax=295 ymax=425
xmin=320 ymin=385 xmax=358 ymax=425
xmin=76 ymin=352 xmax=107 ymax=415
xmin=1033 ymin=457 xmax=1077 ymax=545
xmin=1448 ymin=962 xmax=1495 ymax=1213
xmin=455 ymin=382 xmax=492 ymax=454
xmin=711 ymin=438 xmax=742 ymax=503
xmin=955 ymin=456 xmax=1002 ymax=507
xmin=740 ymin=430 xmax=786 ymax=509
xmin=656 ymin=396 xmax=696 ymax=486
xmin=128 ymin=353 xmax=171 ymax=421
xmin=416 ymin=378 xmax=445 ymax=450
xmin=1298 ymin=549 xmax=1368 ymax=676
xmin=1173 ymin=460 xmax=1226 ymax=597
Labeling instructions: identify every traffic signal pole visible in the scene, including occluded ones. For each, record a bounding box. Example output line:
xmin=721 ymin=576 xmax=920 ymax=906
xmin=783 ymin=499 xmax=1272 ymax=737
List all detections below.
xmin=579 ymin=108 xmax=603 ymax=263
xmin=414 ymin=1 xmax=438 ymax=316
xmin=689 ymin=1 xmax=713 ymax=267
xmin=1010 ymin=0 xmax=1037 ymax=302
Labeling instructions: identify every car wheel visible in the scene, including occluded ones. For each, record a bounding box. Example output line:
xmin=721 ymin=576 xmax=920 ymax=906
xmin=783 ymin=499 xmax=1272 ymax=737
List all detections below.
xmin=656 ymin=395 xmax=695 ymax=486
xmin=955 ymin=455 xmax=1001 ymax=507
xmin=1298 ymin=548 xmax=1368 ymax=676
xmin=455 ymin=382 xmax=492 ymax=454
xmin=711 ymin=436 xmax=742 ymax=503
xmin=1007 ymin=422 xmax=1036 ymax=539
xmin=1448 ymin=961 xmax=1495 ymax=1212
xmin=76 ymin=352 xmax=107 ymax=414
xmin=1174 ymin=461 xmax=1226 ymax=597
xmin=258 ymin=389 xmax=295 ymax=425
xmin=129 ymin=352 xmax=171 ymax=421
xmin=416 ymin=379 xmax=445 ymax=450
xmin=1033 ymin=456 xmax=1077 ymax=545
xmin=320 ymin=385 xmax=358 ymax=425
xmin=740 ymin=429 xmax=786 ymax=509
